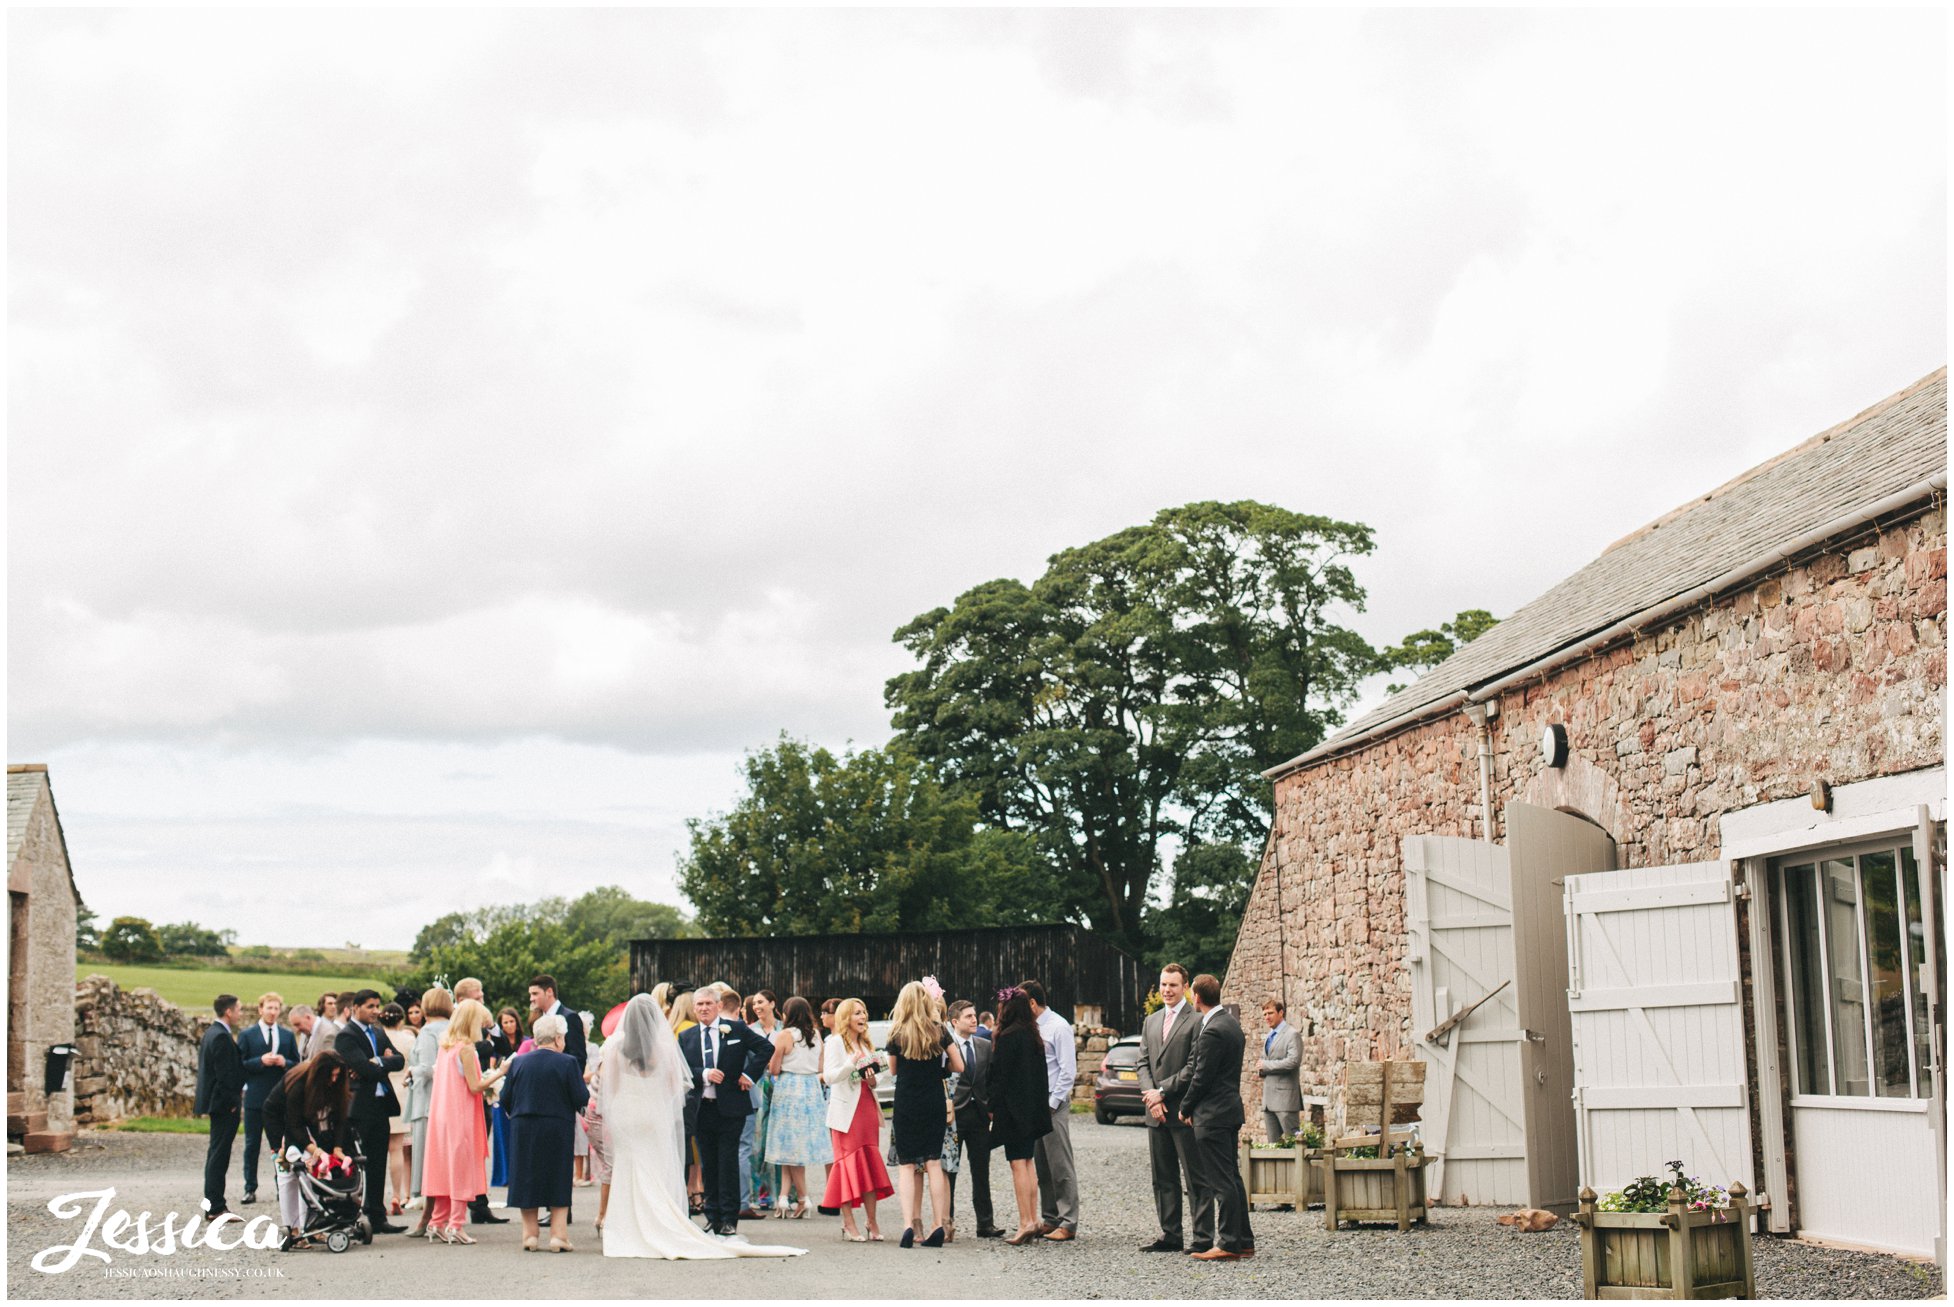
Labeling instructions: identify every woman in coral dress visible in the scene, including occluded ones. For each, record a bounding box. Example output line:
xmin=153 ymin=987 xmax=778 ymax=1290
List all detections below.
xmin=819 ymin=998 xmax=892 ymax=1241
xmin=419 ymin=998 xmax=509 ymax=1244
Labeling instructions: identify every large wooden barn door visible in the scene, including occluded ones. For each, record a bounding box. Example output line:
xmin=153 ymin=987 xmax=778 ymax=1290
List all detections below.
xmin=1507 ymin=803 xmax=1615 ymax=1212
xmin=1404 ymin=835 xmax=1529 ymax=1205
xmin=1562 ymin=861 xmax=1754 ymax=1195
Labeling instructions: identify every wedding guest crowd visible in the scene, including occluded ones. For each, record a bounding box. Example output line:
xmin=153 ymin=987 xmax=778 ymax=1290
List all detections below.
xmin=190 ymin=956 xmax=1271 ymax=1270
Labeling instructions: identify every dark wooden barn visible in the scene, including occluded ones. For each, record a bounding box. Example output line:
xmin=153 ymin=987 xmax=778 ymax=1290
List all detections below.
xmin=630 ymin=923 xmax=1150 ymax=1034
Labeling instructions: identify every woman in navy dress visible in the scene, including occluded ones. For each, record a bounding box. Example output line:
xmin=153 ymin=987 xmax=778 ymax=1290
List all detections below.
xmin=500 ymin=1011 xmax=590 ymax=1252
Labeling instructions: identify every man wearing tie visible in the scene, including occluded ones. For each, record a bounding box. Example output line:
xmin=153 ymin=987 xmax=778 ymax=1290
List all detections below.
xmin=1176 ymin=974 xmax=1254 ymax=1261
xmin=1256 ymin=997 xmax=1301 ymax=1143
xmin=334 ymin=989 xmax=407 ymax=1233
xmin=237 ymin=992 xmax=297 ymax=1206
xmin=1136 ymin=963 xmax=1201 ymax=1253
xmin=677 ymin=987 xmax=772 ymax=1236
xmin=946 ymin=1000 xmax=1004 ymax=1238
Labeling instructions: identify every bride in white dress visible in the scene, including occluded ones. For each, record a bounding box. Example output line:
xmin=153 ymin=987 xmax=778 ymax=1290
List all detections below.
xmin=600 ymin=993 xmax=805 ymax=1260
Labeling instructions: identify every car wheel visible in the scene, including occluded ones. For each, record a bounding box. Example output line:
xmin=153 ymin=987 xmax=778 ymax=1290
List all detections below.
xmin=1094 ymin=1106 xmax=1113 ymax=1125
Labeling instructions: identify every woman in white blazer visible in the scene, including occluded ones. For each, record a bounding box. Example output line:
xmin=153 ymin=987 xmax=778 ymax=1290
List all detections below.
xmin=817 ymin=999 xmax=893 ymax=1240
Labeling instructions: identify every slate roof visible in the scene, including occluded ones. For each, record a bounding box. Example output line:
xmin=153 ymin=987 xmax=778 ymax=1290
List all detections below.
xmin=8 ymin=766 xmax=47 ymax=867
xmin=1273 ymin=368 xmax=1948 ymax=777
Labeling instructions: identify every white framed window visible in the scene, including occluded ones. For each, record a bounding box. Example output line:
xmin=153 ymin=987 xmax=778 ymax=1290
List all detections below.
xmin=1775 ymin=837 xmax=1938 ymax=1102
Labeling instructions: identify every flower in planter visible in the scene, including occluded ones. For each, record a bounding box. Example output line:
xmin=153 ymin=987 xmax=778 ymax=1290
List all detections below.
xmin=1596 ymin=1160 xmax=1732 ymax=1219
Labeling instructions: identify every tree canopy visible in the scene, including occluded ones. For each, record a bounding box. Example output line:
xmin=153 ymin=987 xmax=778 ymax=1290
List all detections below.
xmin=678 ymin=735 xmax=1052 ymax=936
xmin=884 ymin=500 xmax=1378 ymax=947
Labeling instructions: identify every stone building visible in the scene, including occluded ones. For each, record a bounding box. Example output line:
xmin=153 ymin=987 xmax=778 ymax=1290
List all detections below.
xmin=1226 ymin=370 xmax=1946 ymax=1261
xmin=8 ymin=764 xmax=81 ymax=1153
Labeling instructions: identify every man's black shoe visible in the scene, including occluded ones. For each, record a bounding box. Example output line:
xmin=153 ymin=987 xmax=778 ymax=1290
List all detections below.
xmin=370 ymin=1221 xmax=408 ymax=1234
xmin=472 ymin=1207 xmax=510 ymax=1225
xmin=240 ymin=1191 xmax=257 ymax=1206
xmin=1140 ymin=1238 xmax=1184 ymax=1252
xmin=976 ymin=1225 xmax=1007 ymax=1239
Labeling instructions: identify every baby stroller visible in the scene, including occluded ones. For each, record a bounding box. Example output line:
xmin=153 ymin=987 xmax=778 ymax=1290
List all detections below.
xmin=277 ymin=1138 xmax=374 ymax=1253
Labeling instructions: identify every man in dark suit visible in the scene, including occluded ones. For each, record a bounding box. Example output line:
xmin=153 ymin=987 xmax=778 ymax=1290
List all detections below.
xmin=947 ymin=999 xmax=1004 ymax=1238
xmin=1176 ymin=973 xmax=1254 ymax=1261
xmin=334 ymin=988 xmax=407 ymax=1233
xmin=236 ymin=991 xmax=297 ymax=1206
xmin=194 ymin=994 xmax=246 ymax=1219
xmin=1136 ymin=962 xmax=1202 ymax=1253
xmin=676 ymin=986 xmax=772 ymax=1236
xmin=528 ymin=974 xmax=587 ymax=1069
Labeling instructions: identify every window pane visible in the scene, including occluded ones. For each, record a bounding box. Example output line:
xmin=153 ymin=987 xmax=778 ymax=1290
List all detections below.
xmin=1861 ymin=851 xmax=1912 ymax=1097
xmin=1901 ymin=847 xmax=1937 ymax=1098
xmin=1822 ymin=857 xmax=1871 ymax=1096
xmin=1783 ymin=863 xmax=1830 ymax=1095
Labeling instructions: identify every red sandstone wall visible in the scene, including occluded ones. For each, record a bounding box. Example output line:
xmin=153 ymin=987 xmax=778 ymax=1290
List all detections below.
xmin=1226 ymin=503 xmax=1946 ymax=1120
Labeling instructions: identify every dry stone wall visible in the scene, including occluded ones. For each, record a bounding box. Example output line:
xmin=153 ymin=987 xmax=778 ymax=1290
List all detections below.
xmin=72 ymin=974 xmax=202 ymax=1124
xmin=1225 ymin=504 xmax=1947 ymax=1127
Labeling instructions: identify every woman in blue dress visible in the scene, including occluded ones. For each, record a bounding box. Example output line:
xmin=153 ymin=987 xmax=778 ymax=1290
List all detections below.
xmin=499 ymin=1011 xmax=589 ymax=1252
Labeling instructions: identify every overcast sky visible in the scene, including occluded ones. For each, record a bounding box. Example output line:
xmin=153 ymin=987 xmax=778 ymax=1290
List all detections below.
xmin=9 ymin=8 xmax=1944 ymax=951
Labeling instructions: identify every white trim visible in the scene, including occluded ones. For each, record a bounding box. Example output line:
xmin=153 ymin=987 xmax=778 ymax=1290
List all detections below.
xmin=1790 ymin=1093 xmax=1931 ymax=1114
xmin=1719 ymin=768 xmax=1946 ymax=862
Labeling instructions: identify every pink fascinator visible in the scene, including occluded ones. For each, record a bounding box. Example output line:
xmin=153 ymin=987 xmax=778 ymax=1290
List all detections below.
xmin=920 ymin=975 xmax=944 ymax=1003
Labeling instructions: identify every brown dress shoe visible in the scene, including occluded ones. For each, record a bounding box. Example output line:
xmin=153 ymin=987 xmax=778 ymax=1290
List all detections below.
xmin=1190 ymin=1247 xmax=1241 ymax=1260
xmin=1036 ymin=1222 xmax=1058 ymax=1235
xmin=1044 ymin=1227 xmax=1075 ymax=1242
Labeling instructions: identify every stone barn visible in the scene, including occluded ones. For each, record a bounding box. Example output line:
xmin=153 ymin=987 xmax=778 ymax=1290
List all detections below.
xmin=1225 ymin=370 xmax=1946 ymax=1261
xmin=8 ymin=764 xmax=81 ymax=1154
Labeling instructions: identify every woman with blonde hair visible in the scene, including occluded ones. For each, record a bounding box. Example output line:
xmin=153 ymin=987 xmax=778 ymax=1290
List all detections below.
xmin=648 ymin=982 xmax=673 ymax=1019
xmin=405 ymin=985 xmax=454 ymax=1232
xmin=883 ymin=980 xmax=964 ymax=1247
xmin=819 ymin=998 xmax=893 ymax=1241
xmin=420 ymin=998 xmax=510 ymax=1243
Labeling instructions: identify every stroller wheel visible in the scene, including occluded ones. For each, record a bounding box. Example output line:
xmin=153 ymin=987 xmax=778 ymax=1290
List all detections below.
xmin=326 ymin=1231 xmax=352 ymax=1254
xmin=356 ymin=1215 xmax=372 ymax=1239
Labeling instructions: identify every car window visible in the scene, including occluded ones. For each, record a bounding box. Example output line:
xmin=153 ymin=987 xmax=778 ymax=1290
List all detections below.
xmin=1104 ymin=1046 xmax=1142 ymax=1067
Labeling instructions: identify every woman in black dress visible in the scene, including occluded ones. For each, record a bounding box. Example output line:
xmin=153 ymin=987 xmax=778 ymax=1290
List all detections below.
xmin=884 ymin=980 xmax=965 ymax=1248
xmin=499 ymin=1011 xmax=590 ymax=1251
xmin=986 ymin=989 xmax=1052 ymax=1244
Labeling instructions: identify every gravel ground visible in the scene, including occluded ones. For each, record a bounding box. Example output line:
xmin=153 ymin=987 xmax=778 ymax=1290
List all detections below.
xmin=7 ymin=1121 xmax=1942 ymax=1300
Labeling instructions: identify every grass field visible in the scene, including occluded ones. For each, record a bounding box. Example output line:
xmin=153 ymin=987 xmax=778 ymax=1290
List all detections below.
xmin=104 ymin=1116 xmax=207 ymax=1133
xmin=80 ymin=963 xmax=402 ymax=1012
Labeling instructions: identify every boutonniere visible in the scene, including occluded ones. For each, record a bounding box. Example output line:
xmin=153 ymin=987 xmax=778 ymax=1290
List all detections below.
xmin=715 ymin=1022 xmax=730 ymax=1035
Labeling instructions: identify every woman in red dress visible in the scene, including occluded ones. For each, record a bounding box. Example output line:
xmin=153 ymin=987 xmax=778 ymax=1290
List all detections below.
xmin=818 ymin=998 xmax=891 ymax=1241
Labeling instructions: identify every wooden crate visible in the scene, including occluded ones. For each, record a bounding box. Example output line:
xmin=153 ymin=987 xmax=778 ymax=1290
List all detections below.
xmin=1573 ymin=1183 xmax=1756 ymax=1300
xmin=1317 ymin=1146 xmax=1430 ymax=1231
xmin=1241 ymin=1144 xmax=1319 ymax=1209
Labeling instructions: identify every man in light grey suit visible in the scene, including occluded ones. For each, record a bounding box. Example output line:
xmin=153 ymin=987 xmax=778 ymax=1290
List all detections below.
xmin=1256 ymin=997 xmax=1301 ymax=1142
xmin=1135 ymin=964 xmax=1203 ymax=1253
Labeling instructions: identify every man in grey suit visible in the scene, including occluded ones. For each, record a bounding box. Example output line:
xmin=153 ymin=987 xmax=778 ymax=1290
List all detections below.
xmin=1256 ymin=997 xmax=1301 ymax=1142
xmin=1136 ymin=963 xmax=1203 ymax=1254
xmin=1177 ymin=974 xmax=1254 ymax=1260
xmin=946 ymin=1000 xmax=1005 ymax=1237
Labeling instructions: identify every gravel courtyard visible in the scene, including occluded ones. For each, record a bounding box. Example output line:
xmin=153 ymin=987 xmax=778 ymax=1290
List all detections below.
xmin=7 ymin=1119 xmax=1942 ymax=1300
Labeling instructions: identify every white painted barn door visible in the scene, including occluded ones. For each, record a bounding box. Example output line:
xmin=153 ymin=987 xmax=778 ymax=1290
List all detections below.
xmin=1404 ymin=835 xmax=1529 ymax=1205
xmin=1563 ymin=862 xmax=1755 ymax=1194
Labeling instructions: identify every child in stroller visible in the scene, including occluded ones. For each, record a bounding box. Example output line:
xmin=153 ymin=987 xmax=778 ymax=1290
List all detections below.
xmin=266 ymin=1049 xmax=373 ymax=1252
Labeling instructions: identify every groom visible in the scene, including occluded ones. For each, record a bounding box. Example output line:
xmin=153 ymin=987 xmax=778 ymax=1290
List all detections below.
xmin=678 ymin=987 xmax=773 ymax=1236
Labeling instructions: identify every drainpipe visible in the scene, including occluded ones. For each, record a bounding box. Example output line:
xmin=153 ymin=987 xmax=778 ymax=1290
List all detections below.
xmin=1461 ymin=701 xmax=1498 ymax=844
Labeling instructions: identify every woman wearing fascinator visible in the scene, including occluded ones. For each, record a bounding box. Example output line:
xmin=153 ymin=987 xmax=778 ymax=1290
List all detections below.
xmin=986 ymin=986 xmax=1052 ymax=1244
xmin=883 ymin=977 xmax=965 ymax=1248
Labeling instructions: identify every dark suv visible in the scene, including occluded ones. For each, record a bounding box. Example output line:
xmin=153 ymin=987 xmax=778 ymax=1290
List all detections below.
xmin=1092 ymin=1035 xmax=1147 ymax=1123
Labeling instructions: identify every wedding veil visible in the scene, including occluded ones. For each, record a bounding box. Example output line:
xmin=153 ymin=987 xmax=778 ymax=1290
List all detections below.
xmin=603 ymin=992 xmax=691 ymax=1104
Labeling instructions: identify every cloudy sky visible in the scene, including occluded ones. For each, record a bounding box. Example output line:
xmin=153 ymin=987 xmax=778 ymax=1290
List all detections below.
xmin=9 ymin=8 xmax=1944 ymax=951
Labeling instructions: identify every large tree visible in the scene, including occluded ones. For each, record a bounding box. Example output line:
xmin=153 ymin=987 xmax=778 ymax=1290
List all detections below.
xmin=885 ymin=500 xmax=1378 ymax=945
xmin=678 ymin=735 xmax=1051 ymax=936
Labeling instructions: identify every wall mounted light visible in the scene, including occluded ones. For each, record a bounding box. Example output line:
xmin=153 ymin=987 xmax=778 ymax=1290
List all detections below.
xmin=1540 ymin=722 xmax=1569 ymax=769
xmin=1811 ymin=779 xmax=1832 ymax=813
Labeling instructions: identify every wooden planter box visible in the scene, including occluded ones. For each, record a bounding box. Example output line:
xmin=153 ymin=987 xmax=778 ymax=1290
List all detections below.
xmin=1573 ymin=1183 xmax=1756 ymax=1300
xmin=1240 ymin=1144 xmax=1320 ymax=1209
xmin=1315 ymin=1145 xmax=1429 ymax=1231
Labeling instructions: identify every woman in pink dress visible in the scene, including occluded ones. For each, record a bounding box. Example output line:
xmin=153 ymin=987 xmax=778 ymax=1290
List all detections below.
xmin=420 ymin=998 xmax=509 ymax=1244
xmin=819 ymin=998 xmax=892 ymax=1241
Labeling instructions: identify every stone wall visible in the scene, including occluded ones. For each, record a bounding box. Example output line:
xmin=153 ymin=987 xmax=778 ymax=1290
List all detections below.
xmin=1073 ymin=1026 xmax=1115 ymax=1106
xmin=72 ymin=974 xmax=203 ymax=1125
xmin=1225 ymin=502 xmax=1947 ymax=1124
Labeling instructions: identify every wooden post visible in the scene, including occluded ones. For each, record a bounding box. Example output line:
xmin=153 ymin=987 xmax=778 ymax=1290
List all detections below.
xmin=1393 ymin=1145 xmax=1411 ymax=1231
xmin=1729 ymin=1181 xmax=1755 ymax=1298
xmin=1668 ymin=1186 xmax=1695 ymax=1301
xmin=1577 ymin=1186 xmax=1600 ymax=1299
xmin=1322 ymin=1151 xmax=1339 ymax=1230
xmin=1295 ymin=1145 xmax=1309 ymax=1210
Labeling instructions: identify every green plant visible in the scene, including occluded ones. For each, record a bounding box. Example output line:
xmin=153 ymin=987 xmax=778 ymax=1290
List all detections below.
xmin=1143 ymin=988 xmax=1164 ymax=1016
xmin=1596 ymin=1160 xmax=1731 ymax=1215
xmin=1251 ymin=1122 xmax=1323 ymax=1150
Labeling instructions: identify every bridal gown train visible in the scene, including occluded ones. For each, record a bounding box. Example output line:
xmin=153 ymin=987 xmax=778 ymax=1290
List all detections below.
xmin=599 ymin=996 xmax=804 ymax=1260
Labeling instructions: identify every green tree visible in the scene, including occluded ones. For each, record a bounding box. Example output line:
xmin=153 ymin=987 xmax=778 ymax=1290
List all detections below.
xmin=1142 ymin=841 xmax=1260 ymax=981
xmin=102 ymin=916 xmax=165 ymax=963
xmin=885 ymin=500 xmax=1378 ymax=946
xmin=678 ymin=735 xmax=1054 ymax=936
xmin=563 ymin=886 xmax=698 ymax=954
xmin=158 ymin=921 xmax=232 ymax=957
xmin=75 ymin=900 xmax=101 ymax=953
xmin=1380 ymin=607 xmax=1499 ymax=693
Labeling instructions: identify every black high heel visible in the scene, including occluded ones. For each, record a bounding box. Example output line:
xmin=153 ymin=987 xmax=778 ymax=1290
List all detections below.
xmin=921 ymin=1226 xmax=946 ymax=1248
xmin=899 ymin=1227 xmax=915 ymax=1248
